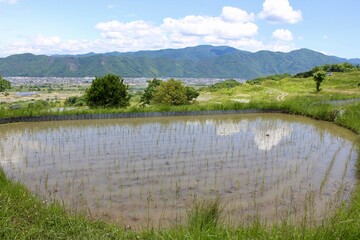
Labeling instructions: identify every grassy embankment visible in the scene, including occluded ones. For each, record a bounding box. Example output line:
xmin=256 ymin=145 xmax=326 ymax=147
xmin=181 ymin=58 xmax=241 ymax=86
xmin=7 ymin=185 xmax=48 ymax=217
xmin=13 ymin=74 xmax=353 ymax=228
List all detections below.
xmin=1 ymin=71 xmax=360 ymax=239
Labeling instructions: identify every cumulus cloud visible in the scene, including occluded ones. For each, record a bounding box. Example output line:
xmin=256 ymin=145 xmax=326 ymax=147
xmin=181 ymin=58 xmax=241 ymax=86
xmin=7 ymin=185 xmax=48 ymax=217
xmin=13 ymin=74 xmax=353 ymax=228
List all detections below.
xmin=268 ymin=29 xmax=296 ymax=52
xmin=95 ymin=20 xmax=169 ymax=51
xmin=259 ymin=0 xmax=302 ymax=24
xmin=267 ymin=41 xmax=296 ymax=52
xmin=0 ymin=5 xmax=299 ymax=56
xmin=92 ymin=6 xmax=259 ymax=52
xmin=221 ymin=6 xmax=255 ymax=22
xmin=272 ymin=29 xmax=293 ymax=41
xmin=162 ymin=7 xmax=258 ymax=40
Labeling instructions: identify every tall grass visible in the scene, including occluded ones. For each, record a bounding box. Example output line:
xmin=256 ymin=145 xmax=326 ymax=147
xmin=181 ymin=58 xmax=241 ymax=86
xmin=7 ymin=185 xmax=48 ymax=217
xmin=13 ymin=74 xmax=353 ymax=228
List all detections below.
xmin=187 ymin=198 xmax=222 ymax=232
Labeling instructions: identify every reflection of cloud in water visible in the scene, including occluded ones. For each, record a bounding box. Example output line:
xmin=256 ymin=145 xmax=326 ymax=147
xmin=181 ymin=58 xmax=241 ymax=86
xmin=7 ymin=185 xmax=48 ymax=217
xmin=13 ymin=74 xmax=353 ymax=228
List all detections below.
xmin=0 ymin=150 xmax=21 ymax=166
xmin=254 ymin=124 xmax=292 ymax=150
xmin=185 ymin=120 xmax=201 ymax=125
xmin=0 ymin=136 xmax=41 ymax=166
xmin=216 ymin=120 xmax=249 ymax=136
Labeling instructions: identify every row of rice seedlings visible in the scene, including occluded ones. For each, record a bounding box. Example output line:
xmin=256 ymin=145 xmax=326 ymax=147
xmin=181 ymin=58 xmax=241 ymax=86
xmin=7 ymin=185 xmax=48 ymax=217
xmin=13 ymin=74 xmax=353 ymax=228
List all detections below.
xmin=0 ymin=116 xmax=357 ymax=227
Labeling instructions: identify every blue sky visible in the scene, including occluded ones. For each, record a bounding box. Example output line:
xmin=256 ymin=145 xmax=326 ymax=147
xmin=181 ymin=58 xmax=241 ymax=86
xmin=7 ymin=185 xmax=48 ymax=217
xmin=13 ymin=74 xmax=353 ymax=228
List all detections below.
xmin=0 ymin=0 xmax=359 ymax=58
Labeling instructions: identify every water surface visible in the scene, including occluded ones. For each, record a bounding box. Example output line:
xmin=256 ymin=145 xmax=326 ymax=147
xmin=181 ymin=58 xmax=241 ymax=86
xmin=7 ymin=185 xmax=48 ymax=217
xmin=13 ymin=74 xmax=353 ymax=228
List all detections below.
xmin=0 ymin=113 xmax=358 ymax=227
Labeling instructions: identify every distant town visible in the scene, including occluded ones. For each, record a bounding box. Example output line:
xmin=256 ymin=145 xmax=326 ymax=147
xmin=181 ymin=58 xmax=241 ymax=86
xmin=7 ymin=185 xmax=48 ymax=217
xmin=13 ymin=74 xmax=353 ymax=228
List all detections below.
xmin=5 ymin=77 xmax=245 ymax=87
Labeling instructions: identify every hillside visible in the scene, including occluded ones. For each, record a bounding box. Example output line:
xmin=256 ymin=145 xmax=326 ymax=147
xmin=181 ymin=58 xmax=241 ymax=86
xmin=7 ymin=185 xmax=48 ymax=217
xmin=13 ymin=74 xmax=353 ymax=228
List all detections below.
xmin=0 ymin=45 xmax=358 ymax=79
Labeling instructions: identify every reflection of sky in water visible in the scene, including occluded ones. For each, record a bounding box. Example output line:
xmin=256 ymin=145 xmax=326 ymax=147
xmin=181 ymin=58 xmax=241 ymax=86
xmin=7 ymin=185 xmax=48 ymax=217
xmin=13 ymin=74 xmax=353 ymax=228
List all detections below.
xmin=216 ymin=120 xmax=249 ymax=136
xmin=0 ymin=153 xmax=19 ymax=165
xmin=0 ymin=114 xmax=358 ymax=226
xmin=254 ymin=124 xmax=292 ymax=150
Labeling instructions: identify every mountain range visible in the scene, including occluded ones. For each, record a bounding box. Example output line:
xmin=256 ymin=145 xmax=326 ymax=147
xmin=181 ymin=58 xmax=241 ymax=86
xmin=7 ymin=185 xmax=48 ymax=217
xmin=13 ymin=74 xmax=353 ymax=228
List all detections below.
xmin=0 ymin=45 xmax=359 ymax=79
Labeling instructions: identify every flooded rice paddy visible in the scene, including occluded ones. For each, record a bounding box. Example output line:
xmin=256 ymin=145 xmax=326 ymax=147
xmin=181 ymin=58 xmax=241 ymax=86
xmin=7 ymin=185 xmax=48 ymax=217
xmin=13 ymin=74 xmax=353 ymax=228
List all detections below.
xmin=0 ymin=113 xmax=358 ymax=227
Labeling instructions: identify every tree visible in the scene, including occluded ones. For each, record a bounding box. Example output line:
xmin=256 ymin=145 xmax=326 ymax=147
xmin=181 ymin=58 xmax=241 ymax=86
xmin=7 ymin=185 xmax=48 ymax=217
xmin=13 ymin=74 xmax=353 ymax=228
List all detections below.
xmin=140 ymin=78 xmax=162 ymax=105
xmin=152 ymin=79 xmax=189 ymax=106
xmin=313 ymin=71 xmax=326 ymax=92
xmin=0 ymin=76 xmax=11 ymax=92
xmin=85 ymin=74 xmax=130 ymax=108
xmin=185 ymin=86 xmax=199 ymax=101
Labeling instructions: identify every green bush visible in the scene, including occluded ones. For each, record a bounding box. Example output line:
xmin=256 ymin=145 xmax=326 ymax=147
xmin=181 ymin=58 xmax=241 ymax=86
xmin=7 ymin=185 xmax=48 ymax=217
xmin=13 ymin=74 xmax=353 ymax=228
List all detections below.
xmin=0 ymin=76 xmax=11 ymax=92
xmin=64 ymin=96 xmax=86 ymax=107
xmin=84 ymin=74 xmax=130 ymax=108
xmin=140 ymin=78 xmax=162 ymax=105
xmin=27 ymin=100 xmax=49 ymax=110
xmin=151 ymin=79 xmax=199 ymax=106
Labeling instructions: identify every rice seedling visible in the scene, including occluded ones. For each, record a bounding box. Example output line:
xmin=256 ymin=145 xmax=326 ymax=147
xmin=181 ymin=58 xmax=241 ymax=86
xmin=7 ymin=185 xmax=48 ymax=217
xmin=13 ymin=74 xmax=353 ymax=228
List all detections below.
xmin=0 ymin=113 xmax=358 ymax=228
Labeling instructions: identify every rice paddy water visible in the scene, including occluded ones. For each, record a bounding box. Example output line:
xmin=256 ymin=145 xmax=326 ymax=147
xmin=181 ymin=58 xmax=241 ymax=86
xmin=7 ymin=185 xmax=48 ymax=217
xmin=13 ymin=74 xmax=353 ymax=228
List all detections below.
xmin=0 ymin=113 xmax=358 ymax=227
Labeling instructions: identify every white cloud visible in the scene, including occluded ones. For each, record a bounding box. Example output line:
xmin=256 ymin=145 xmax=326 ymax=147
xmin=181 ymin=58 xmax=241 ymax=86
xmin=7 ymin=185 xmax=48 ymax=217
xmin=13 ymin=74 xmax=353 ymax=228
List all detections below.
xmin=266 ymin=41 xmax=296 ymax=52
xmin=95 ymin=20 xmax=169 ymax=51
xmin=272 ymin=29 xmax=293 ymax=41
xmin=258 ymin=0 xmax=302 ymax=24
xmin=94 ymin=6 xmax=259 ymax=52
xmin=162 ymin=6 xmax=258 ymax=40
xmin=0 ymin=5 xmax=301 ymax=56
xmin=221 ymin=6 xmax=255 ymax=22
xmin=268 ymin=29 xmax=295 ymax=52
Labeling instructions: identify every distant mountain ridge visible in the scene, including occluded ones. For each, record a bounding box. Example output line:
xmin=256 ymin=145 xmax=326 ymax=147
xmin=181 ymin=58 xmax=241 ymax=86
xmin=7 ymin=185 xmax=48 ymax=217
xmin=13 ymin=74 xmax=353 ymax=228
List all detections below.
xmin=0 ymin=45 xmax=358 ymax=79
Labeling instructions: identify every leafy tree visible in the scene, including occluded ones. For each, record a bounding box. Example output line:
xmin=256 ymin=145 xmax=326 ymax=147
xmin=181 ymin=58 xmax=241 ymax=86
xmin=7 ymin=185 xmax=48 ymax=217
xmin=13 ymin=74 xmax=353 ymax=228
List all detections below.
xmin=152 ymin=79 xmax=189 ymax=106
xmin=140 ymin=78 xmax=162 ymax=105
xmin=313 ymin=71 xmax=326 ymax=92
xmin=185 ymin=86 xmax=199 ymax=101
xmin=84 ymin=74 xmax=130 ymax=108
xmin=0 ymin=76 xmax=11 ymax=92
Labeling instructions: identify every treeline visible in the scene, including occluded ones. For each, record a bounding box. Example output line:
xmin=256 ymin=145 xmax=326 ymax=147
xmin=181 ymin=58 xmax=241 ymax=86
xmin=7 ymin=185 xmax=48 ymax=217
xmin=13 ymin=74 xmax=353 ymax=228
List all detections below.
xmin=199 ymin=79 xmax=242 ymax=92
xmin=246 ymin=63 xmax=360 ymax=85
xmin=246 ymin=74 xmax=291 ymax=85
xmin=294 ymin=62 xmax=359 ymax=78
xmin=66 ymin=74 xmax=200 ymax=108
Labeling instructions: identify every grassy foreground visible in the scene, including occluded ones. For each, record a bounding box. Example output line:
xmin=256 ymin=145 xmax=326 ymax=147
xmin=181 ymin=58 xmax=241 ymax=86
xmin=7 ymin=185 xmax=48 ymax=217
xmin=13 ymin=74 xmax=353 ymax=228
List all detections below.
xmin=1 ymin=71 xmax=360 ymax=239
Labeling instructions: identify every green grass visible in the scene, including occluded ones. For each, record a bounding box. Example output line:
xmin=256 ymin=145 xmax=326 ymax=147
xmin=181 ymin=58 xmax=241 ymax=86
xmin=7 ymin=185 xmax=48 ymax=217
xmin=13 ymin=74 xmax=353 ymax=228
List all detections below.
xmin=1 ymin=70 xmax=360 ymax=239
xmin=0 ymin=169 xmax=135 ymax=239
xmin=2 ymin=164 xmax=360 ymax=239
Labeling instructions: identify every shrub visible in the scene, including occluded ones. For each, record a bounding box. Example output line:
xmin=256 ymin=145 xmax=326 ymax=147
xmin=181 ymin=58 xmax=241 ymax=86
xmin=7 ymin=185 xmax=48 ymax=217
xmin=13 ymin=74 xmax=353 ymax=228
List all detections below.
xmin=152 ymin=79 xmax=199 ymax=105
xmin=140 ymin=78 xmax=162 ymax=106
xmin=84 ymin=74 xmax=130 ymax=108
xmin=64 ymin=96 xmax=86 ymax=107
xmin=0 ymin=76 xmax=11 ymax=92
